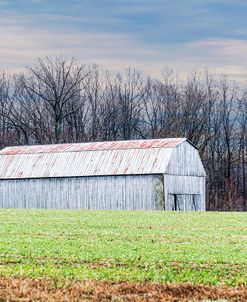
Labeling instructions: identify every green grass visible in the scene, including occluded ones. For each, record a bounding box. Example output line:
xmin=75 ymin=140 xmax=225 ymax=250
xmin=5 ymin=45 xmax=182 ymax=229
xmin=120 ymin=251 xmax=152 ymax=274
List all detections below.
xmin=0 ymin=210 xmax=246 ymax=286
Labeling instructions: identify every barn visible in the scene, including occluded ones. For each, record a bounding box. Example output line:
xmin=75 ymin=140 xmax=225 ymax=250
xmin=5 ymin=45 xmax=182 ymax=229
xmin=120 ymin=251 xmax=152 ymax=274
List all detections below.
xmin=0 ymin=138 xmax=206 ymax=211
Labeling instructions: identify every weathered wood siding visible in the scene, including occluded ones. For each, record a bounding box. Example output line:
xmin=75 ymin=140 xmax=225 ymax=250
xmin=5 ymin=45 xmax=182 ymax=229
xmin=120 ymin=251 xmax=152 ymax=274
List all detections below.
xmin=163 ymin=175 xmax=205 ymax=210
xmin=164 ymin=141 xmax=206 ymax=211
xmin=166 ymin=141 xmax=206 ymax=177
xmin=0 ymin=175 xmax=164 ymax=210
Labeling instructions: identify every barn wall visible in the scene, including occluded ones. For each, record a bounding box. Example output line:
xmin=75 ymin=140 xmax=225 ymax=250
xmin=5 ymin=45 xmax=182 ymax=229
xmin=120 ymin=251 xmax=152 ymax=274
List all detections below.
xmin=166 ymin=141 xmax=206 ymax=177
xmin=163 ymin=175 xmax=206 ymax=211
xmin=0 ymin=174 xmax=164 ymax=210
xmin=163 ymin=141 xmax=206 ymax=211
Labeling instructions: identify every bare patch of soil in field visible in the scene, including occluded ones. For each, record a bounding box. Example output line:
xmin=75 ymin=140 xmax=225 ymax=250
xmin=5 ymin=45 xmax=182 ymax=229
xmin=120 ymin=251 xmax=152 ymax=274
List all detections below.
xmin=0 ymin=278 xmax=246 ymax=301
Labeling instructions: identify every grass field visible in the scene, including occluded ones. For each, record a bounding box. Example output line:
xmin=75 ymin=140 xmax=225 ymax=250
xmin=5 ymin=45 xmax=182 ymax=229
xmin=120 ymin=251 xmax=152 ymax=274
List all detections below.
xmin=0 ymin=209 xmax=246 ymax=288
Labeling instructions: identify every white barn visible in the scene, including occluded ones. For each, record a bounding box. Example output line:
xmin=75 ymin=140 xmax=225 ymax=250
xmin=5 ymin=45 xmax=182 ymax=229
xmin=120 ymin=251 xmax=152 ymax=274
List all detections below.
xmin=0 ymin=138 xmax=206 ymax=211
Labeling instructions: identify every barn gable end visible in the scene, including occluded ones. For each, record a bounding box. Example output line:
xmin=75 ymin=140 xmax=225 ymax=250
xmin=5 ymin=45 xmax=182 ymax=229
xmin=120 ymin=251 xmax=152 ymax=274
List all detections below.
xmin=165 ymin=140 xmax=206 ymax=177
xmin=164 ymin=140 xmax=206 ymax=211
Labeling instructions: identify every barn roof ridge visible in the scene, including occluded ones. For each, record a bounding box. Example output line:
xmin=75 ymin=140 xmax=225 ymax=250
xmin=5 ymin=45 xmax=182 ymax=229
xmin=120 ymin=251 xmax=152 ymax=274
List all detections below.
xmin=0 ymin=137 xmax=195 ymax=155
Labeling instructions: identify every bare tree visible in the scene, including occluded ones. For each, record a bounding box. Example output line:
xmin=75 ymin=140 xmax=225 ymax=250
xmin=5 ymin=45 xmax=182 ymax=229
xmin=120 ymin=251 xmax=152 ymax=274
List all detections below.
xmin=115 ymin=68 xmax=148 ymax=140
xmin=21 ymin=57 xmax=88 ymax=143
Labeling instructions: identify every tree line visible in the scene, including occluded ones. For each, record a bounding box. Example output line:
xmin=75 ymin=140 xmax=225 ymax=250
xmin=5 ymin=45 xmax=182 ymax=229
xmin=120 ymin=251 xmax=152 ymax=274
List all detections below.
xmin=0 ymin=57 xmax=246 ymax=211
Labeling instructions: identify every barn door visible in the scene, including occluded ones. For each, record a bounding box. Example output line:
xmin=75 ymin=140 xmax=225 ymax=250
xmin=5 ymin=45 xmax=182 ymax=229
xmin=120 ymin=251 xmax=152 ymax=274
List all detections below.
xmin=170 ymin=194 xmax=184 ymax=211
xmin=186 ymin=194 xmax=200 ymax=211
xmin=170 ymin=194 xmax=200 ymax=211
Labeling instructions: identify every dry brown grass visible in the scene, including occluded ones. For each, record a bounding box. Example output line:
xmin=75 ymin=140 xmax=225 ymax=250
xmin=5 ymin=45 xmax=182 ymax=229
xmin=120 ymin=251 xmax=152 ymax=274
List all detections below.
xmin=0 ymin=278 xmax=246 ymax=301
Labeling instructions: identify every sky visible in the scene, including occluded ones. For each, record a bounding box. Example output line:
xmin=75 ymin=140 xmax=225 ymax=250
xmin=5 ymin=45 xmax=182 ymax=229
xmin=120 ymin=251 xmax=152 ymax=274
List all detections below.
xmin=0 ymin=0 xmax=247 ymax=82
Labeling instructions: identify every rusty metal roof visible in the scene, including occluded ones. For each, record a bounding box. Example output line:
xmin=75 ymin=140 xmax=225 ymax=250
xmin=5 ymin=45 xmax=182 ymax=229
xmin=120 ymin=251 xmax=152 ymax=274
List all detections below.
xmin=0 ymin=138 xmax=186 ymax=155
xmin=0 ymin=138 xmax=189 ymax=179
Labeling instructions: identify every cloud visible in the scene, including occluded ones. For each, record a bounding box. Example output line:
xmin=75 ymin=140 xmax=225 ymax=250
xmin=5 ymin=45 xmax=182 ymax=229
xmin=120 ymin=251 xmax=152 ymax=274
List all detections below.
xmin=0 ymin=15 xmax=162 ymax=75
xmin=0 ymin=11 xmax=247 ymax=84
xmin=184 ymin=39 xmax=247 ymax=79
